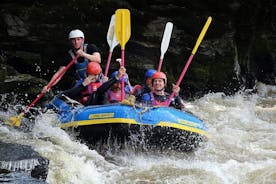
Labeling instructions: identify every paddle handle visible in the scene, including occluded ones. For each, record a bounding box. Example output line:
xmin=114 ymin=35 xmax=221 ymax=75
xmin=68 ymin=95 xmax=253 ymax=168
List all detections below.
xmin=22 ymin=56 xmax=79 ymax=114
xmin=104 ymin=51 xmax=112 ymax=76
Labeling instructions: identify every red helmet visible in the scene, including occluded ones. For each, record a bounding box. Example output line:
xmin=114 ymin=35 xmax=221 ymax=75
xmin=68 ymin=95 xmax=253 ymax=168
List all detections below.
xmin=152 ymin=72 xmax=167 ymax=84
xmin=87 ymin=62 xmax=101 ymax=75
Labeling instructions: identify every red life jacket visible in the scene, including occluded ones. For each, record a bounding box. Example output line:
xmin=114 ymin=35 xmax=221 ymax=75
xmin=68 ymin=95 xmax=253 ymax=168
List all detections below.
xmin=80 ymin=81 xmax=102 ymax=104
xmin=150 ymin=92 xmax=168 ymax=106
xmin=107 ymin=90 xmax=122 ymax=103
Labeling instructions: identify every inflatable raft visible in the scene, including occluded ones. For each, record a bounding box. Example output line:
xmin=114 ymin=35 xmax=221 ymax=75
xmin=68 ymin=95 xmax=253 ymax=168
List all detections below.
xmin=49 ymin=96 xmax=208 ymax=151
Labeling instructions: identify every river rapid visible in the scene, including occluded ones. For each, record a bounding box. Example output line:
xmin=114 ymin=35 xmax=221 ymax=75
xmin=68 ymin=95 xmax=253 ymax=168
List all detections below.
xmin=0 ymin=82 xmax=275 ymax=184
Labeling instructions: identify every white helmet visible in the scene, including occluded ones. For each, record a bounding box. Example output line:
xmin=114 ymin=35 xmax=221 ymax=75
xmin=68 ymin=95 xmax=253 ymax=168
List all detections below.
xmin=68 ymin=29 xmax=84 ymax=39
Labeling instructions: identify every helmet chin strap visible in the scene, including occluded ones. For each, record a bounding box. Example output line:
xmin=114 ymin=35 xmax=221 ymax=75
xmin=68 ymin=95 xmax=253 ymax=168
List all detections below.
xmin=155 ymin=87 xmax=165 ymax=93
xmin=73 ymin=40 xmax=84 ymax=52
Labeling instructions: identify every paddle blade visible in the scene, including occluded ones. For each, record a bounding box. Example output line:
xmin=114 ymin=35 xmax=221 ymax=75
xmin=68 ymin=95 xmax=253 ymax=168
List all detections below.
xmin=115 ymin=9 xmax=131 ymax=50
xmin=4 ymin=113 xmax=24 ymax=127
xmin=192 ymin=16 xmax=212 ymax=55
xmin=107 ymin=14 xmax=119 ymax=51
xmin=160 ymin=22 xmax=173 ymax=59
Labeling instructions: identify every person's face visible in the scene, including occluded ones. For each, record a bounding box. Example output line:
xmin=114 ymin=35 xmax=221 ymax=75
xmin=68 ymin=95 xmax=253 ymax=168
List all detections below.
xmin=70 ymin=37 xmax=84 ymax=50
xmin=152 ymin=78 xmax=165 ymax=91
xmin=87 ymin=74 xmax=99 ymax=82
xmin=111 ymin=82 xmax=121 ymax=91
xmin=146 ymin=78 xmax=152 ymax=89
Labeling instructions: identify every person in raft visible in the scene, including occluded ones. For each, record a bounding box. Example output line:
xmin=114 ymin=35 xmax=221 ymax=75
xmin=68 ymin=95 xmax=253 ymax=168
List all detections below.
xmin=141 ymin=71 xmax=184 ymax=110
xmin=59 ymin=62 xmax=126 ymax=106
xmin=42 ymin=29 xmax=101 ymax=93
xmin=105 ymin=71 xmax=133 ymax=104
xmin=131 ymin=69 xmax=157 ymax=101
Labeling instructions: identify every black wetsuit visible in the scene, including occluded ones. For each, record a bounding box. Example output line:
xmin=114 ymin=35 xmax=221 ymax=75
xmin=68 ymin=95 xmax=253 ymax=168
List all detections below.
xmin=60 ymin=77 xmax=118 ymax=106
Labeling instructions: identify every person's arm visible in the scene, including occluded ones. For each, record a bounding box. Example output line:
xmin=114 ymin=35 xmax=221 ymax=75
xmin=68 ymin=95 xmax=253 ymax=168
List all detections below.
xmin=76 ymin=44 xmax=101 ymax=63
xmin=89 ymin=77 xmax=117 ymax=105
xmin=88 ymin=66 xmax=126 ymax=105
xmin=97 ymin=77 xmax=117 ymax=94
xmin=62 ymin=75 xmax=94 ymax=100
xmin=97 ymin=66 xmax=126 ymax=94
xmin=62 ymin=84 xmax=86 ymax=100
xmin=169 ymin=84 xmax=184 ymax=110
xmin=76 ymin=50 xmax=101 ymax=63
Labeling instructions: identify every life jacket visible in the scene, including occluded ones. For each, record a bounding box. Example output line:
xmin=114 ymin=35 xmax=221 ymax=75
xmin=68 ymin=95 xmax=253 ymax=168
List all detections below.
xmin=107 ymin=90 xmax=122 ymax=103
xmin=150 ymin=92 xmax=169 ymax=106
xmin=68 ymin=44 xmax=88 ymax=79
xmin=79 ymin=80 xmax=102 ymax=105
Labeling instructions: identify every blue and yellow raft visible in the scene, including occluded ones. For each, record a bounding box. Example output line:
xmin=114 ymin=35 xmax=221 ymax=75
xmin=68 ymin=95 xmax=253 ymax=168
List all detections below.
xmin=50 ymin=96 xmax=208 ymax=151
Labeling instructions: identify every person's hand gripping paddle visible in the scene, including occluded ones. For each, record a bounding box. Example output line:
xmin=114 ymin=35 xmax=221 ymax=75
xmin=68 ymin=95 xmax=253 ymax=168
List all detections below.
xmin=5 ymin=56 xmax=79 ymax=126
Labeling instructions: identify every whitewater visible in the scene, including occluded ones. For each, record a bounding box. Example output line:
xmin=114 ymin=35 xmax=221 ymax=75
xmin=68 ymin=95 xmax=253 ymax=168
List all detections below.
xmin=0 ymin=82 xmax=275 ymax=184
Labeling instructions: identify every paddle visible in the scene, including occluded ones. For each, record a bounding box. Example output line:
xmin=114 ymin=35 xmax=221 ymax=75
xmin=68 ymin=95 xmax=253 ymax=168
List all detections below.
xmin=167 ymin=17 xmax=212 ymax=106
xmin=115 ymin=9 xmax=131 ymax=100
xmin=104 ymin=14 xmax=119 ymax=77
xmin=157 ymin=22 xmax=173 ymax=72
xmin=5 ymin=56 xmax=79 ymax=126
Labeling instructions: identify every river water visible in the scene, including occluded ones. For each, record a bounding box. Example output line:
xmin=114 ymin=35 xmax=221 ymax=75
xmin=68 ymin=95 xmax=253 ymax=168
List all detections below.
xmin=0 ymin=82 xmax=275 ymax=184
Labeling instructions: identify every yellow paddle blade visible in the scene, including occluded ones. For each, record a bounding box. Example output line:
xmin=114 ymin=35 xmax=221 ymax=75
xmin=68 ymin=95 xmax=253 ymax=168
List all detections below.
xmin=4 ymin=113 xmax=24 ymax=127
xmin=192 ymin=16 xmax=212 ymax=55
xmin=115 ymin=9 xmax=131 ymax=50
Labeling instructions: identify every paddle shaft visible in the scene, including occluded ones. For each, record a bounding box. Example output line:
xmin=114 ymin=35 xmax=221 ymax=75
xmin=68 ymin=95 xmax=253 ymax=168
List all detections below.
xmin=121 ymin=50 xmax=125 ymax=100
xmin=167 ymin=17 xmax=212 ymax=106
xmin=166 ymin=54 xmax=194 ymax=105
xmin=22 ymin=56 xmax=79 ymax=115
xmin=104 ymin=51 xmax=112 ymax=76
xmin=120 ymin=16 xmax=126 ymax=100
xmin=157 ymin=58 xmax=163 ymax=72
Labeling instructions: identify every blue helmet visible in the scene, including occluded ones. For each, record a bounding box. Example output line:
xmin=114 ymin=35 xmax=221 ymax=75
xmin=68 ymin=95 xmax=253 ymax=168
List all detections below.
xmin=111 ymin=71 xmax=128 ymax=83
xmin=145 ymin=69 xmax=157 ymax=79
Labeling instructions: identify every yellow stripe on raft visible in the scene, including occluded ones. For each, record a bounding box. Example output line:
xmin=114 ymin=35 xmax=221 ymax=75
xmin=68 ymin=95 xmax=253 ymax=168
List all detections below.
xmin=60 ymin=118 xmax=208 ymax=137
xmin=60 ymin=118 xmax=137 ymax=128
xmin=158 ymin=121 xmax=208 ymax=137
